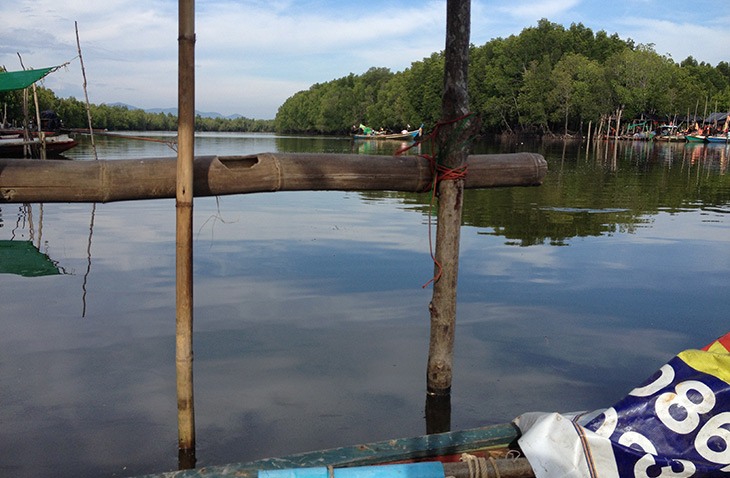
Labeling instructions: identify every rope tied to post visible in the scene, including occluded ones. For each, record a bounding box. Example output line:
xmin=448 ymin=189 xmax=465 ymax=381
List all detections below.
xmin=396 ymin=113 xmax=478 ymax=288
xmin=396 ymin=113 xmax=476 ymax=192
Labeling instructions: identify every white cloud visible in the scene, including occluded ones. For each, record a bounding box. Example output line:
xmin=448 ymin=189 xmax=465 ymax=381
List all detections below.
xmin=495 ymin=0 xmax=582 ymax=21
xmin=2 ymin=0 xmax=728 ymax=119
xmin=618 ymin=18 xmax=730 ymax=65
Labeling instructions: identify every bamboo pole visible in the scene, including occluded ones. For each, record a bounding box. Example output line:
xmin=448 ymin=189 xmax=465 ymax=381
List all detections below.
xmin=31 ymin=82 xmax=45 ymax=159
xmin=75 ymin=21 xmax=99 ymax=162
xmin=693 ymin=99 xmax=699 ymax=126
xmin=0 ymin=152 xmax=546 ymax=203
xmin=176 ymin=0 xmax=196 ymax=462
xmin=18 ymin=55 xmax=47 ymax=160
xmin=426 ymin=0 xmax=477 ymax=396
xmin=17 ymin=53 xmax=32 ymax=158
xmin=17 ymin=54 xmax=46 ymax=159
xmin=21 ymin=86 xmax=30 ymax=157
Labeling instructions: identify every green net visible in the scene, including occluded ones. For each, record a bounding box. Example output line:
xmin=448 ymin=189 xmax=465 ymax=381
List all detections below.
xmin=0 ymin=66 xmax=57 ymax=92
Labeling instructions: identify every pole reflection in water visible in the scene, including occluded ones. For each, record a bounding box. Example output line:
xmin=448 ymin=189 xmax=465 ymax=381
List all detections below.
xmin=81 ymin=203 xmax=96 ymax=317
xmin=425 ymin=394 xmax=451 ymax=435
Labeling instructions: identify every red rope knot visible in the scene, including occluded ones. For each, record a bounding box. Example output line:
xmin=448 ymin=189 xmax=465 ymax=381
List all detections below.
xmin=396 ymin=113 xmax=477 ymax=288
xmin=396 ymin=112 xmax=475 ymax=191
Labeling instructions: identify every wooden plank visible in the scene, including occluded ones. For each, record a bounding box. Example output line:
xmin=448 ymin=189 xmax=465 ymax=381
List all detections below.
xmin=133 ymin=423 xmax=522 ymax=478
xmin=0 ymin=152 xmax=547 ymax=204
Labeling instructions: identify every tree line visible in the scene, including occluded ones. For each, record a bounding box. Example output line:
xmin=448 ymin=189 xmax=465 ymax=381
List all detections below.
xmin=275 ymin=19 xmax=730 ymax=136
xmin=0 ymin=84 xmax=275 ymax=132
xmin=3 ymin=19 xmax=729 ymax=137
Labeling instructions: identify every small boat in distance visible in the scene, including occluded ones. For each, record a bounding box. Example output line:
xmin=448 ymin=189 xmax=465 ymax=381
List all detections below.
xmin=685 ymin=134 xmax=707 ymax=143
xmin=353 ymin=123 xmax=423 ymax=141
xmin=653 ymin=124 xmax=685 ymax=142
xmin=0 ymin=132 xmax=78 ymax=158
xmin=707 ymin=132 xmax=729 ymax=143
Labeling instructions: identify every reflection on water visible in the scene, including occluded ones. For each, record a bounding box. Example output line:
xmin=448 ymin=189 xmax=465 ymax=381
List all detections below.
xmin=1 ymin=134 xmax=729 ymax=477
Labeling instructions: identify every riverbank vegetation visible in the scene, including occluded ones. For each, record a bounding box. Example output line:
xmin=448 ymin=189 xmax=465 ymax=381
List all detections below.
xmin=0 ymin=86 xmax=275 ymax=132
xmin=275 ymin=19 xmax=730 ymax=136
xmin=2 ymin=19 xmax=729 ymax=137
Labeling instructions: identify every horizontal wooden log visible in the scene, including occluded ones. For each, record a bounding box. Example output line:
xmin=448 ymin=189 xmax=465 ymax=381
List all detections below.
xmin=0 ymin=152 xmax=546 ymax=203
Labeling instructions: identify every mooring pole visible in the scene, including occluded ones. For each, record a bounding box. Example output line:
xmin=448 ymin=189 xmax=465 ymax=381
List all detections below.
xmin=176 ymin=0 xmax=196 ymax=467
xmin=426 ymin=0 xmax=476 ymax=398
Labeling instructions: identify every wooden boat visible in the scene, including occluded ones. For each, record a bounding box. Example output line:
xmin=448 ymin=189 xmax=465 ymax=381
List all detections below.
xmin=685 ymin=134 xmax=707 ymax=143
xmin=655 ymin=134 xmax=685 ymax=142
xmin=706 ymin=133 xmax=729 ymax=143
xmin=0 ymin=132 xmax=78 ymax=158
xmin=353 ymin=125 xmax=423 ymax=141
xmin=134 ymin=422 xmax=534 ymax=478
xmin=653 ymin=125 xmax=684 ymax=142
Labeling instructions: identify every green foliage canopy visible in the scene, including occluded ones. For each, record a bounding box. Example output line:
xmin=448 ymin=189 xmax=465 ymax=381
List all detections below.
xmin=3 ymin=19 xmax=728 ymax=136
xmin=274 ymin=19 xmax=730 ymax=136
xmin=0 ymin=72 xmax=275 ymax=132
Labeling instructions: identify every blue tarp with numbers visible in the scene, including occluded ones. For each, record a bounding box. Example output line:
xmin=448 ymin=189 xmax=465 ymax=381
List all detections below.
xmin=515 ymin=333 xmax=730 ymax=478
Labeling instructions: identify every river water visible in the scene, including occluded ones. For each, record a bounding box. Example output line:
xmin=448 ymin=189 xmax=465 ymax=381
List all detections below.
xmin=1 ymin=133 xmax=729 ymax=477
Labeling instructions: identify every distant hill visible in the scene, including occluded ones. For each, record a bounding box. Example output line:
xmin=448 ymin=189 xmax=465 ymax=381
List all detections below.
xmin=107 ymin=102 xmax=242 ymax=120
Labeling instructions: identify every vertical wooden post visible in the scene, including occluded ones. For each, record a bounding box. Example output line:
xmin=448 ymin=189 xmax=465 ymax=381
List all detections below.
xmin=22 ymin=88 xmax=30 ymax=157
xmin=16 ymin=54 xmax=33 ymax=158
xmin=30 ymin=84 xmax=46 ymax=159
xmin=176 ymin=0 xmax=196 ymax=464
xmin=426 ymin=0 xmax=475 ymax=397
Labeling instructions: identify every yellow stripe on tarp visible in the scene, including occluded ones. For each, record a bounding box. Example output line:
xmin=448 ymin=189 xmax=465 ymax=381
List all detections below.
xmin=706 ymin=341 xmax=730 ymax=354
xmin=702 ymin=332 xmax=730 ymax=353
xmin=678 ymin=349 xmax=730 ymax=386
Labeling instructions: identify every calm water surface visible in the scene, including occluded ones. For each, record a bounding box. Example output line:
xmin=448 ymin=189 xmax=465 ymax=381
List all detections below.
xmin=1 ymin=133 xmax=729 ymax=477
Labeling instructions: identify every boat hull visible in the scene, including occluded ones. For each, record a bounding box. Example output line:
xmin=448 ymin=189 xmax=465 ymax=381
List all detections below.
xmin=353 ymin=129 xmax=421 ymax=141
xmin=0 ymin=133 xmax=77 ymax=158
xmin=134 ymin=422 xmax=526 ymax=478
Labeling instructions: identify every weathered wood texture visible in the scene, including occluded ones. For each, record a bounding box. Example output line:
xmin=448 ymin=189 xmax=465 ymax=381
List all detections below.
xmin=134 ymin=422 xmax=528 ymax=478
xmin=427 ymin=0 xmax=474 ymax=395
xmin=176 ymin=0 xmax=196 ymax=455
xmin=0 ymin=152 xmax=547 ymax=203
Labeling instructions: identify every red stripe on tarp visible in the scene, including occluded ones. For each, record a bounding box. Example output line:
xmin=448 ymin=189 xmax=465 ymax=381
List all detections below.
xmin=702 ymin=332 xmax=730 ymax=352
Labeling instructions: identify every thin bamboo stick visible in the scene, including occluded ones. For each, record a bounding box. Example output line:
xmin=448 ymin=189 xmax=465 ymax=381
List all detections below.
xmin=17 ymin=53 xmax=35 ymax=158
xmin=176 ymin=0 xmax=196 ymax=462
xmin=22 ymin=87 xmax=30 ymax=158
xmin=426 ymin=0 xmax=476 ymax=396
xmin=75 ymin=21 xmax=98 ymax=162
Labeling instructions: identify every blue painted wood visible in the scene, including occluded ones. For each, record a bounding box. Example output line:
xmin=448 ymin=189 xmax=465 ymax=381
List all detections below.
xmin=134 ymin=423 xmax=520 ymax=478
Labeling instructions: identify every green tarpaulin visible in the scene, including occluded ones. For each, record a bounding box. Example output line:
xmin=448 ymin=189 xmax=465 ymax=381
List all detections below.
xmin=0 ymin=66 xmax=58 ymax=92
xmin=0 ymin=240 xmax=61 ymax=277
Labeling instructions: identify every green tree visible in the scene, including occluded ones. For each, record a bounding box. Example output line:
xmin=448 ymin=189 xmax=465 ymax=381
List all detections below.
xmin=549 ymin=54 xmax=605 ymax=134
xmin=604 ymin=45 xmax=673 ymax=119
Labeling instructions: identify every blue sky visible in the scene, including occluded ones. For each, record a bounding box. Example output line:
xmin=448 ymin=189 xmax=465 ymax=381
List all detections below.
xmin=2 ymin=0 xmax=728 ymax=120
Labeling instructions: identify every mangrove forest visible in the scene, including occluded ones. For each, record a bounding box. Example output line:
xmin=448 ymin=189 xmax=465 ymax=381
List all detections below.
xmin=2 ymin=19 xmax=729 ymax=136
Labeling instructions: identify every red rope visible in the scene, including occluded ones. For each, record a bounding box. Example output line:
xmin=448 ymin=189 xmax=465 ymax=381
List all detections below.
xmin=396 ymin=114 xmax=473 ymax=288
